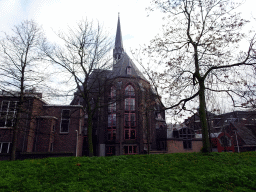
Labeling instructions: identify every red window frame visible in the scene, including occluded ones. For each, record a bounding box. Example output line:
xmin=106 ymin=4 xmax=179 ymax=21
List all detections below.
xmin=125 ymin=98 xmax=135 ymax=111
xmin=110 ymin=86 xmax=116 ymax=98
xmin=124 ymin=113 xmax=136 ymax=140
xmin=125 ymin=85 xmax=135 ymax=97
xmin=107 ymin=128 xmax=116 ymax=141
xmin=124 ymin=145 xmax=137 ymax=155
xmin=106 ymin=146 xmax=115 ymax=156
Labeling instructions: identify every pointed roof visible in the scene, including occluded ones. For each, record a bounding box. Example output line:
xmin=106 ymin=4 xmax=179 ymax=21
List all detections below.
xmin=115 ymin=13 xmax=123 ymax=50
xmin=111 ymin=14 xmax=147 ymax=81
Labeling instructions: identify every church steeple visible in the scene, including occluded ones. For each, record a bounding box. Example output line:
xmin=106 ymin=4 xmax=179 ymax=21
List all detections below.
xmin=113 ymin=13 xmax=124 ymax=61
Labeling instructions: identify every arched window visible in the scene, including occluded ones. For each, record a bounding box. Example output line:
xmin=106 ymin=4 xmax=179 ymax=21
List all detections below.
xmin=107 ymin=86 xmax=116 ymax=141
xmin=124 ymin=85 xmax=136 ymax=140
xmin=110 ymin=86 xmax=116 ymax=98
xmin=125 ymin=85 xmax=135 ymax=97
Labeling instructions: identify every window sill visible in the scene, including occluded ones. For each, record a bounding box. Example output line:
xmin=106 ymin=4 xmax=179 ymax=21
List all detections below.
xmin=0 ymin=127 xmax=13 ymax=129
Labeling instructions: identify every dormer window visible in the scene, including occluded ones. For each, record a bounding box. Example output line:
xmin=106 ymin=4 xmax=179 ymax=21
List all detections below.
xmin=126 ymin=66 xmax=131 ymax=75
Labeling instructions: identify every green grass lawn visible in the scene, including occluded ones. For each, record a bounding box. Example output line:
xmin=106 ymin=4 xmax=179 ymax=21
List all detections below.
xmin=0 ymin=152 xmax=256 ymax=192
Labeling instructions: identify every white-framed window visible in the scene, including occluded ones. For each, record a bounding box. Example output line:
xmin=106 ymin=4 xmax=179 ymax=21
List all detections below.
xmin=60 ymin=109 xmax=70 ymax=133
xmin=0 ymin=101 xmax=17 ymax=127
xmin=0 ymin=142 xmax=11 ymax=153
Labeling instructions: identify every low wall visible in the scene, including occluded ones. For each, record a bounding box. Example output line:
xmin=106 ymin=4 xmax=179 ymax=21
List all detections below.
xmin=167 ymin=139 xmax=202 ymax=153
xmin=0 ymin=152 xmax=74 ymax=161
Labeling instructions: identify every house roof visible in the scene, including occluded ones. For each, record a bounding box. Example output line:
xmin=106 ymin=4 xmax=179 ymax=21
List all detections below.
xmin=110 ymin=52 xmax=147 ymax=81
xmin=232 ymin=122 xmax=256 ymax=145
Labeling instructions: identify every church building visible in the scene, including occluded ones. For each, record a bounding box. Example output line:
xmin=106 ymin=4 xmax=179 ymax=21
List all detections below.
xmin=0 ymin=15 xmax=167 ymax=160
xmin=71 ymin=15 xmax=167 ymax=156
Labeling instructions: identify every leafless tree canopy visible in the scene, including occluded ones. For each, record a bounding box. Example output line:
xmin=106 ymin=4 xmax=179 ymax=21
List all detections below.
xmin=146 ymin=0 xmax=256 ymax=152
xmin=0 ymin=20 xmax=46 ymax=94
xmin=43 ymin=19 xmax=113 ymax=156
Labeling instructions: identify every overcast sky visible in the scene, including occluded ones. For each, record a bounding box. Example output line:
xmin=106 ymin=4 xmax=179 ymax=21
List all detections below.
xmin=1 ymin=0 xmax=256 ymax=122
xmin=0 ymin=0 xmax=255 ymax=54
xmin=0 ymin=0 xmax=166 ymax=51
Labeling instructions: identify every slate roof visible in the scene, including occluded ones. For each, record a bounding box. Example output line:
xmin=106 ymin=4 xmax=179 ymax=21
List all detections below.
xmin=109 ymin=52 xmax=147 ymax=81
xmin=232 ymin=122 xmax=256 ymax=145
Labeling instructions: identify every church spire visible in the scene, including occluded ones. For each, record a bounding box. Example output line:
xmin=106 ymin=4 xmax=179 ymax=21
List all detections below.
xmin=113 ymin=13 xmax=124 ymax=60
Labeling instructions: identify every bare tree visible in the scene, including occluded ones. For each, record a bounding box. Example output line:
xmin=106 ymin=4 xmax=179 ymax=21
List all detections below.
xmin=0 ymin=20 xmax=46 ymax=160
xmin=42 ymin=19 xmax=113 ymax=156
xmin=145 ymin=0 xmax=256 ymax=152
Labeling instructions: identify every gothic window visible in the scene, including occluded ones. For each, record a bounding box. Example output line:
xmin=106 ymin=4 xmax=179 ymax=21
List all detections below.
xmin=108 ymin=86 xmax=117 ymax=141
xmin=124 ymin=145 xmax=137 ymax=155
xmin=60 ymin=109 xmax=70 ymax=133
xmin=124 ymin=85 xmax=136 ymax=140
xmin=108 ymin=114 xmax=116 ymax=127
xmin=0 ymin=101 xmax=17 ymax=127
xmin=108 ymin=114 xmax=116 ymax=141
xmin=125 ymin=85 xmax=135 ymax=97
xmin=108 ymin=101 xmax=116 ymax=113
xmin=110 ymin=86 xmax=116 ymax=98
xmin=125 ymin=98 xmax=135 ymax=111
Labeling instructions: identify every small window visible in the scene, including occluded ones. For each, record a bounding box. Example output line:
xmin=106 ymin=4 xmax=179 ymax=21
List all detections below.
xmin=183 ymin=139 xmax=192 ymax=149
xmin=60 ymin=109 xmax=70 ymax=133
xmin=127 ymin=66 xmax=132 ymax=75
xmin=50 ymin=143 xmax=53 ymax=152
xmin=0 ymin=142 xmax=11 ymax=153
xmin=106 ymin=146 xmax=115 ymax=156
xmin=110 ymin=87 xmax=116 ymax=98
xmin=52 ymin=124 xmax=56 ymax=132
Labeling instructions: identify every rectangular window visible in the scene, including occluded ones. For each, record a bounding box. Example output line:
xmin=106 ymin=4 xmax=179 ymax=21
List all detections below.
xmin=124 ymin=128 xmax=136 ymax=140
xmin=125 ymin=98 xmax=135 ymax=111
xmin=183 ymin=139 xmax=192 ymax=149
xmin=106 ymin=146 xmax=115 ymax=156
xmin=52 ymin=124 xmax=56 ymax=132
xmin=124 ymin=145 xmax=137 ymax=155
xmin=124 ymin=113 xmax=136 ymax=127
xmin=0 ymin=142 xmax=11 ymax=153
xmin=0 ymin=101 xmax=17 ymax=127
xmin=50 ymin=143 xmax=53 ymax=152
xmin=107 ymin=128 xmax=116 ymax=141
xmin=60 ymin=109 xmax=70 ymax=133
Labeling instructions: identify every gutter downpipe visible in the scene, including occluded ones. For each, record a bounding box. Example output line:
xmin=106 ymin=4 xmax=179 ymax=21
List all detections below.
xmin=75 ymin=130 xmax=78 ymax=157
xmin=234 ymin=130 xmax=240 ymax=153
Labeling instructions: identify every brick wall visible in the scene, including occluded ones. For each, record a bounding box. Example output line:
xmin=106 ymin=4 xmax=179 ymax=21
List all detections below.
xmin=167 ymin=139 xmax=202 ymax=153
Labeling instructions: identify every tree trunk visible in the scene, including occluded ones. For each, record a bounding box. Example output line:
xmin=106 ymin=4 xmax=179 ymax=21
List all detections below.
xmin=198 ymin=80 xmax=211 ymax=153
xmin=87 ymin=111 xmax=94 ymax=157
